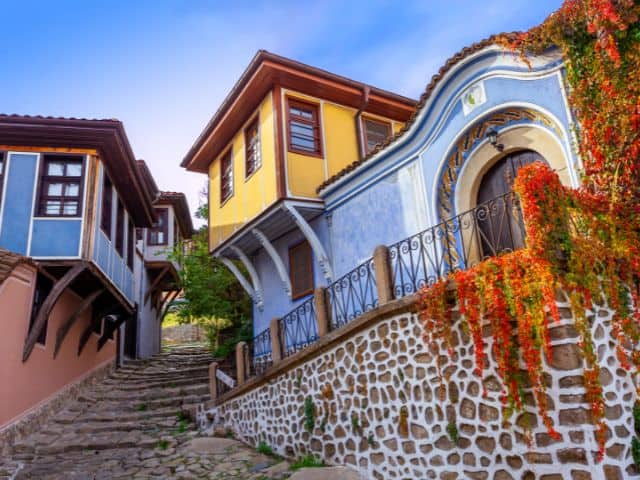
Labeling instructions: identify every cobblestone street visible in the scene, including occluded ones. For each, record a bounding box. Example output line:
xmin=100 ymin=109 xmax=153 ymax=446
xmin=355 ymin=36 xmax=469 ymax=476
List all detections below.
xmin=0 ymin=347 xmax=286 ymax=479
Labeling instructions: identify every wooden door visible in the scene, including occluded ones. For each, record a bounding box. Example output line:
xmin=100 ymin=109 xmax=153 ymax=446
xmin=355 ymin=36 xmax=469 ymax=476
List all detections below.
xmin=475 ymin=150 xmax=546 ymax=258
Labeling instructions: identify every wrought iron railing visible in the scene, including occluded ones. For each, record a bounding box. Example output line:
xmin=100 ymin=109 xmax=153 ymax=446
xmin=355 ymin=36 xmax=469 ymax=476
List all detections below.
xmin=216 ymin=191 xmax=526 ymax=394
xmin=389 ymin=190 xmax=525 ymax=297
xmin=245 ymin=327 xmax=273 ymax=377
xmin=278 ymin=297 xmax=319 ymax=358
xmin=326 ymin=257 xmax=378 ymax=330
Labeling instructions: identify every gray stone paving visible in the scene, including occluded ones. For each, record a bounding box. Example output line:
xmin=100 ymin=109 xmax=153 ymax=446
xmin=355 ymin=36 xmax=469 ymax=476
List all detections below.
xmin=0 ymin=346 xmax=288 ymax=480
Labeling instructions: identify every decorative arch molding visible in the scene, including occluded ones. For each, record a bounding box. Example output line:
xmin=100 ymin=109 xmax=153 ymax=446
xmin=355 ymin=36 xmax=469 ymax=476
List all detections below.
xmin=434 ymin=107 xmax=567 ymax=225
xmin=455 ymin=125 xmax=574 ymax=216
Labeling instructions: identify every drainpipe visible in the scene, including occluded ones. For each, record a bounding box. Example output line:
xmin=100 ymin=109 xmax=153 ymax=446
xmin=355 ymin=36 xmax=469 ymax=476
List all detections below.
xmin=355 ymin=86 xmax=371 ymax=160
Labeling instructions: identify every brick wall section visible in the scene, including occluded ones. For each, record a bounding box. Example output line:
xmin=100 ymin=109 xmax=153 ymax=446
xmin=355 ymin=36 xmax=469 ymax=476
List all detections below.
xmin=216 ymin=295 xmax=638 ymax=479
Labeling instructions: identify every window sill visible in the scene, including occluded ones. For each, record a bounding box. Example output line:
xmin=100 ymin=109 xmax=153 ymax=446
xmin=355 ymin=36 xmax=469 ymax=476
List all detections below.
xmin=287 ymin=147 xmax=324 ymax=159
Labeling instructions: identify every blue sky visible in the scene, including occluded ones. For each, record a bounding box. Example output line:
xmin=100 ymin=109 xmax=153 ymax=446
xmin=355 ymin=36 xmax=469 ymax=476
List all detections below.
xmin=1 ymin=0 xmax=562 ymax=222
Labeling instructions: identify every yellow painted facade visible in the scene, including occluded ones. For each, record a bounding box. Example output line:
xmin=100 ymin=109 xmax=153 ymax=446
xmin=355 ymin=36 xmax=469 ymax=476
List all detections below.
xmin=209 ymin=92 xmax=278 ymax=250
xmin=208 ymin=88 xmax=405 ymax=250
xmin=283 ymin=90 xmax=402 ymax=199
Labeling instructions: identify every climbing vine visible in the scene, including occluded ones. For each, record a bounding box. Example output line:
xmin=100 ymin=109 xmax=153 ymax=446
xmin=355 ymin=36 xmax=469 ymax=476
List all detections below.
xmin=419 ymin=0 xmax=640 ymax=460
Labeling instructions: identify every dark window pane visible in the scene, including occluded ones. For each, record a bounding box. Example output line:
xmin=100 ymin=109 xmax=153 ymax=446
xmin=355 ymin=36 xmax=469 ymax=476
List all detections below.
xmin=148 ymin=208 xmax=169 ymax=246
xmin=245 ymin=118 xmax=261 ymax=177
xmin=289 ymin=241 xmax=313 ymax=299
xmin=127 ymin=220 xmax=135 ymax=270
xmin=66 ymin=162 xmax=82 ymax=176
xmin=287 ymin=99 xmax=321 ymax=156
xmin=220 ymin=150 xmax=234 ymax=202
xmin=63 ymin=201 xmax=78 ymax=216
xmin=115 ymin=200 xmax=125 ymax=255
xmin=364 ymin=119 xmax=392 ymax=154
xmin=101 ymin=176 xmax=113 ymax=237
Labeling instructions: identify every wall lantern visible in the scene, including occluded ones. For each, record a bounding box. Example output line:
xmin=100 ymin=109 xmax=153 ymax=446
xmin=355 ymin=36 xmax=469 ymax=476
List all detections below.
xmin=487 ymin=128 xmax=504 ymax=152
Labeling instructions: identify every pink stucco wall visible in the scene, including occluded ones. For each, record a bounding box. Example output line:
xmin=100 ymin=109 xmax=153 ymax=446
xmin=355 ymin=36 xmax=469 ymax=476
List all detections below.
xmin=0 ymin=265 xmax=116 ymax=429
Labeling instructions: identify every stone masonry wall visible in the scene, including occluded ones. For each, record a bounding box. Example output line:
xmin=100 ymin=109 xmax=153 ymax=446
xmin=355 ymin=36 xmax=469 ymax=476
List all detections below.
xmin=217 ymin=295 xmax=638 ymax=479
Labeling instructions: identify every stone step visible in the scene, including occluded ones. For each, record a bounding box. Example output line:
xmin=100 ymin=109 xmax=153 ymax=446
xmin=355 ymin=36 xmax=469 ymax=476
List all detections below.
xmin=98 ymin=375 xmax=210 ymax=391
xmin=58 ymin=405 xmax=189 ymax=424
xmin=95 ymin=383 xmax=209 ymax=401
xmin=107 ymin=366 xmax=210 ymax=381
xmin=79 ymin=393 xmax=210 ymax=412
xmin=34 ymin=431 xmax=162 ymax=455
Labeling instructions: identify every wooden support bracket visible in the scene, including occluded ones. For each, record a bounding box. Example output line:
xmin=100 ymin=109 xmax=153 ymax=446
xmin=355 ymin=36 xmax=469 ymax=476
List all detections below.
xmin=54 ymin=288 xmax=105 ymax=358
xmin=77 ymin=305 xmax=118 ymax=356
xmin=97 ymin=314 xmax=127 ymax=352
xmin=144 ymin=266 xmax=170 ymax=305
xmin=23 ymin=262 xmax=87 ymax=362
xmin=159 ymin=290 xmax=180 ymax=323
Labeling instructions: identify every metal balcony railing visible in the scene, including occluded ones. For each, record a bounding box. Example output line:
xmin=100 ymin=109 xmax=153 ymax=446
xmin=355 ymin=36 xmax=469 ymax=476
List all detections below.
xmin=326 ymin=257 xmax=378 ymax=330
xmin=245 ymin=191 xmax=525 ymax=377
xmin=389 ymin=190 xmax=525 ymax=297
xmin=278 ymin=297 xmax=319 ymax=358
xmin=245 ymin=328 xmax=272 ymax=377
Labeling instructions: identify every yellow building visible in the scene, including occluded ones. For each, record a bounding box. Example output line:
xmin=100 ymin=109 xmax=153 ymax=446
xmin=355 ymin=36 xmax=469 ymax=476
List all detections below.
xmin=182 ymin=51 xmax=416 ymax=332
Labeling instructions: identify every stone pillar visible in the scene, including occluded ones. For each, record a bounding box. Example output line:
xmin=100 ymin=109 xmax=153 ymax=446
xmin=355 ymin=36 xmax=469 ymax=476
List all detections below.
xmin=209 ymin=362 xmax=218 ymax=400
xmin=269 ymin=318 xmax=283 ymax=364
xmin=235 ymin=341 xmax=247 ymax=385
xmin=373 ymin=245 xmax=394 ymax=305
xmin=314 ymin=287 xmax=330 ymax=337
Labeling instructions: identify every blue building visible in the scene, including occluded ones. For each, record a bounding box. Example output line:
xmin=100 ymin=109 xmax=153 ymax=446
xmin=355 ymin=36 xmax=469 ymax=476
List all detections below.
xmin=183 ymin=41 xmax=580 ymax=364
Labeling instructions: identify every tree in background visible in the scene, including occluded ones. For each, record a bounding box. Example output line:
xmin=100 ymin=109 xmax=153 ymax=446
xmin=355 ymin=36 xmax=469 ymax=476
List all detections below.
xmin=169 ymin=189 xmax=252 ymax=356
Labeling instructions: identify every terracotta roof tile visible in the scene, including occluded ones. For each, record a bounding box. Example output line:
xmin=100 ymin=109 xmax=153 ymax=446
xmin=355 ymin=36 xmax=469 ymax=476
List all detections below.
xmin=317 ymin=33 xmax=520 ymax=194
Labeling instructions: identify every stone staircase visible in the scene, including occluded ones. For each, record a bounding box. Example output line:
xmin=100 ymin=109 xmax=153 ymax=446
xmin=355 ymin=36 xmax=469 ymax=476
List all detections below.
xmin=0 ymin=345 xmax=359 ymax=479
xmin=0 ymin=345 xmax=219 ymax=479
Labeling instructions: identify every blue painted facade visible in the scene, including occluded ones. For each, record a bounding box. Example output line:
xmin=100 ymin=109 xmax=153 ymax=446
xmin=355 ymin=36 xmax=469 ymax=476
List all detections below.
xmin=246 ymin=46 xmax=581 ymax=344
xmin=0 ymin=152 xmax=85 ymax=257
xmin=0 ymin=150 xmax=136 ymax=303
xmin=0 ymin=153 xmax=40 ymax=254
xmin=92 ymin=164 xmax=135 ymax=302
xmin=252 ymin=216 xmax=329 ymax=336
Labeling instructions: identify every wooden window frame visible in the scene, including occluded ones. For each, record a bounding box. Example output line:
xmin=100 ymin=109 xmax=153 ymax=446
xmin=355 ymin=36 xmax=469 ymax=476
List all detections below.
xmin=288 ymin=240 xmax=314 ymax=300
xmin=244 ymin=116 xmax=261 ymax=179
xmin=36 ymin=154 xmax=85 ymax=218
xmin=115 ymin=200 xmax=125 ymax=257
xmin=100 ymin=174 xmax=113 ymax=238
xmin=286 ymin=97 xmax=323 ymax=158
xmin=362 ymin=117 xmax=392 ymax=155
xmin=220 ymin=149 xmax=234 ymax=204
xmin=147 ymin=207 xmax=169 ymax=246
xmin=127 ymin=218 xmax=135 ymax=270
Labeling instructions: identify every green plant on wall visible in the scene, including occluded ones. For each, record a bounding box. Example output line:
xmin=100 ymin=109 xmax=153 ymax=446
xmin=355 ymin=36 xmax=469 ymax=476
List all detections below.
xmin=446 ymin=422 xmax=459 ymax=445
xmin=632 ymin=402 xmax=640 ymax=468
xmin=303 ymin=396 xmax=315 ymax=433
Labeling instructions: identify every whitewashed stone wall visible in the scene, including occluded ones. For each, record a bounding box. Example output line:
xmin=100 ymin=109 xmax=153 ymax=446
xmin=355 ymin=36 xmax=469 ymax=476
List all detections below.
xmin=218 ymin=297 xmax=639 ymax=479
